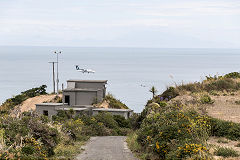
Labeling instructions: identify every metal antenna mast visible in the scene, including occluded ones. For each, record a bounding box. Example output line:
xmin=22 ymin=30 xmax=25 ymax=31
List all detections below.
xmin=54 ymin=51 xmax=62 ymax=95
xmin=48 ymin=62 xmax=57 ymax=94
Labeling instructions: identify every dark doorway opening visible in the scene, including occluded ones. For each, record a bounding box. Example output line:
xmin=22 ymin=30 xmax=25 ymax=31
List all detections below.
xmin=65 ymin=95 xmax=70 ymax=105
xmin=43 ymin=110 xmax=48 ymax=116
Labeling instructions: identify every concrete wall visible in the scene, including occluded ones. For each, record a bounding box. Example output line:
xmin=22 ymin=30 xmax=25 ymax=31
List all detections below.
xmin=76 ymin=91 xmax=97 ymax=105
xmin=75 ymin=82 xmax=104 ymax=90
xmin=63 ymin=90 xmax=105 ymax=106
xmin=92 ymin=110 xmax=132 ymax=119
xmin=67 ymin=82 xmax=75 ymax=89
xmin=36 ymin=105 xmax=58 ymax=118
xmin=63 ymin=91 xmax=76 ymax=106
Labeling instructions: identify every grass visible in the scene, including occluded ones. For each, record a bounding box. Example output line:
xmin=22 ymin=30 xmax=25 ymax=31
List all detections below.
xmin=52 ymin=140 xmax=86 ymax=159
xmin=126 ymin=132 xmax=158 ymax=160
xmin=104 ymin=94 xmax=128 ymax=109
xmin=210 ymin=118 xmax=240 ymax=140
xmin=214 ymin=147 xmax=239 ymax=158
xmin=171 ymin=74 xmax=240 ymax=95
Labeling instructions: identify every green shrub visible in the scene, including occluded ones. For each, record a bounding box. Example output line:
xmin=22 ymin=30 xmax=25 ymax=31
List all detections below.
xmin=210 ymin=118 xmax=240 ymax=140
xmin=137 ymin=107 xmax=210 ymax=159
xmin=224 ymin=72 xmax=240 ymax=79
xmin=52 ymin=109 xmax=76 ymax=122
xmin=94 ymin=112 xmax=118 ymax=129
xmin=104 ymin=94 xmax=128 ymax=109
xmin=0 ymin=85 xmax=47 ymax=113
xmin=205 ymin=78 xmax=239 ymax=91
xmin=21 ymin=145 xmax=35 ymax=155
xmin=160 ymin=87 xmax=179 ymax=100
xmin=209 ymin=90 xmax=220 ymax=96
xmin=214 ymin=147 xmax=239 ymax=157
xmin=177 ymin=82 xmax=203 ymax=93
xmin=113 ymin=115 xmax=130 ymax=128
xmin=200 ymin=94 xmax=214 ymax=104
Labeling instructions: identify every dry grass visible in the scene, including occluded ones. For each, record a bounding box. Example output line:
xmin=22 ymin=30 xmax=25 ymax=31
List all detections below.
xmin=208 ymin=137 xmax=240 ymax=160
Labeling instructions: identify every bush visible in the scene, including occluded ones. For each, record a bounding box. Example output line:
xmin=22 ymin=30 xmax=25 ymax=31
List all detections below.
xmin=104 ymin=94 xmax=128 ymax=109
xmin=214 ymin=147 xmax=239 ymax=157
xmin=210 ymin=118 xmax=240 ymax=140
xmin=205 ymin=78 xmax=240 ymax=92
xmin=136 ymin=107 xmax=210 ymax=159
xmin=160 ymin=87 xmax=179 ymax=100
xmin=113 ymin=115 xmax=130 ymax=128
xmin=0 ymin=113 xmax=59 ymax=158
xmin=0 ymin=85 xmax=47 ymax=113
xmin=200 ymin=94 xmax=214 ymax=104
xmin=94 ymin=112 xmax=118 ymax=129
xmin=177 ymin=82 xmax=203 ymax=93
xmin=224 ymin=72 xmax=240 ymax=79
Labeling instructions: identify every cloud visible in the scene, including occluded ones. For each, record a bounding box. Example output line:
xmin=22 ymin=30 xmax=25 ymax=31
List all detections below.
xmin=0 ymin=0 xmax=239 ymax=48
xmin=135 ymin=1 xmax=240 ymax=17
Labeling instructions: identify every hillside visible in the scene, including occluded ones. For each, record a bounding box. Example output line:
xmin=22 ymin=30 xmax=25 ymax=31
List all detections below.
xmin=11 ymin=94 xmax=62 ymax=115
xmin=93 ymin=94 xmax=129 ymax=109
xmin=128 ymin=72 xmax=240 ymax=160
xmin=0 ymin=89 xmax=128 ymax=118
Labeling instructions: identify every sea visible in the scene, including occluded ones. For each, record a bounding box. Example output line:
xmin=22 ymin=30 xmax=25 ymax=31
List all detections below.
xmin=0 ymin=46 xmax=240 ymax=113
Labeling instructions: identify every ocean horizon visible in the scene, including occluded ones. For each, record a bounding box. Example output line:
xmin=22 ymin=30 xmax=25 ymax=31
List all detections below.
xmin=1 ymin=46 xmax=240 ymax=112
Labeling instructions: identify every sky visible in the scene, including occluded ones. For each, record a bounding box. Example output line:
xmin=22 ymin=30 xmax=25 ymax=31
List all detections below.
xmin=0 ymin=0 xmax=240 ymax=48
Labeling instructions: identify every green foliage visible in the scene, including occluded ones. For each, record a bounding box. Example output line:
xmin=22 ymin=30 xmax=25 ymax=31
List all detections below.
xmin=200 ymin=94 xmax=214 ymax=104
xmin=210 ymin=118 xmax=240 ymax=140
xmin=205 ymin=78 xmax=240 ymax=92
xmin=113 ymin=115 xmax=130 ymax=128
xmin=0 ymin=85 xmax=47 ymax=113
xmin=52 ymin=109 xmax=76 ymax=122
xmin=214 ymin=147 xmax=239 ymax=157
xmin=158 ymin=72 xmax=240 ymax=101
xmin=209 ymin=90 xmax=220 ymax=96
xmin=160 ymin=86 xmax=179 ymax=100
xmin=136 ymin=105 xmax=210 ymax=159
xmin=149 ymin=86 xmax=158 ymax=98
xmin=0 ymin=113 xmax=59 ymax=159
xmin=224 ymin=72 xmax=240 ymax=79
xmin=177 ymin=82 xmax=203 ymax=93
xmin=104 ymin=94 xmax=128 ymax=109
xmin=21 ymin=145 xmax=35 ymax=155
xmin=94 ymin=112 xmax=118 ymax=129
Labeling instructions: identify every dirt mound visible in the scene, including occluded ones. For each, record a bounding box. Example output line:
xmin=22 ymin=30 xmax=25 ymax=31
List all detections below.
xmin=11 ymin=94 xmax=62 ymax=115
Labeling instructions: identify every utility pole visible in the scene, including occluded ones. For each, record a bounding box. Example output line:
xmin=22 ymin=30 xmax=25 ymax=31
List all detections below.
xmin=54 ymin=51 xmax=62 ymax=95
xmin=48 ymin=62 xmax=57 ymax=94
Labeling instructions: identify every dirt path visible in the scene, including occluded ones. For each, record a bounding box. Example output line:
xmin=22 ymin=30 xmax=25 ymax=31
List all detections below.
xmin=76 ymin=136 xmax=138 ymax=160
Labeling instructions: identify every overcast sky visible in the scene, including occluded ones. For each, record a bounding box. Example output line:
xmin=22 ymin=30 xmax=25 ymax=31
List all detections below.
xmin=0 ymin=0 xmax=239 ymax=48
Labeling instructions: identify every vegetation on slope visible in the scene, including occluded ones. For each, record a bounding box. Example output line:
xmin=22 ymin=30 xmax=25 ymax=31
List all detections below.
xmin=0 ymin=110 xmax=132 ymax=159
xmin=0 ymin=85 xmax=47 ymax=114
xmin=94 ymin=93 xmax=129 ymax=109
xmin=128 ymin=72 xmax=240 ymax=160
xmin=0 ymin=86 xmax=132 ymax=159
xmin=104 ymin=94 xmax=129 ymax=109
